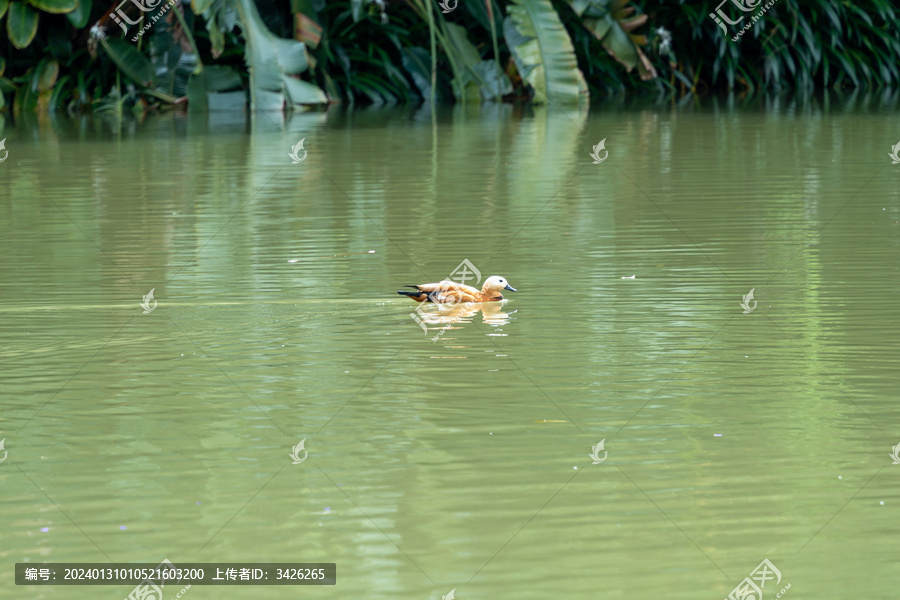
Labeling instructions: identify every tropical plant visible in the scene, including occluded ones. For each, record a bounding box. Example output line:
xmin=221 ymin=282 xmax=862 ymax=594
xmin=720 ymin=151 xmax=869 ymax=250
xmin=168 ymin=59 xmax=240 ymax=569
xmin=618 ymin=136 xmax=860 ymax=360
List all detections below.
xmin=2 ymin=0 xmax=899 ymax=114
xmin=571 ymin=0 xmax=655 ymax=80
xmin=639 ymin=0 xmax=900 ymax=93
xmin=504 ymin=0 xmax=589 ymax=104
xmin=3 ymin=0 xmax=90 ymax=49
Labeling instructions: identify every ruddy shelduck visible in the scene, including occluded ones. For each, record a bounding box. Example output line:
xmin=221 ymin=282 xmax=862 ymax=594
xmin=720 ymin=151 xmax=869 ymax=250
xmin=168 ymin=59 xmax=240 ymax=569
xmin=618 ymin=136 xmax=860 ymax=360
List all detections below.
xmin=398 ymin=275 xmax=517 ymax=303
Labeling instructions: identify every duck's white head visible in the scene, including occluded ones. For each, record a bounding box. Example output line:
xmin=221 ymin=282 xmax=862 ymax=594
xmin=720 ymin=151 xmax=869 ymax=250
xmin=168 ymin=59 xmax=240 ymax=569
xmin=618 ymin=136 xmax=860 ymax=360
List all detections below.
xmin=482 ymin=276 xmax=516 ymax=294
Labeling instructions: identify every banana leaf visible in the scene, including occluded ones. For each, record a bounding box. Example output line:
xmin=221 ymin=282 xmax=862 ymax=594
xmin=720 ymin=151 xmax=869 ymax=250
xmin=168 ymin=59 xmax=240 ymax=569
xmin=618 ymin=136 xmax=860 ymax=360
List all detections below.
xmin=101 ymin=38 xmax=156 ymax=88
xmin=444 ymin=21 xmax=511 ymax=101
xmin=234 ymin=0 xmax=326 ymax=110
xmin=291 ymin=0 xmax=323 ymax=52
xmin=195 ymin=0 xmax=236 ymax=59
xmin=573 ymin=0 xmax=655 ymax=80
xmin=283 ymin=75 xmax=328 ymax=104
xmin=504 ymin=0 xmax=588 ymax=104
xmin=401 ymin=47 xmax=434 ymax=100
xmin=187 ymin=65 xmax=243 ymax=111
xmin=472 ymin=60 xmax=512 ymax=100
xmin=294 ymin=12 xmax=322 ymax=49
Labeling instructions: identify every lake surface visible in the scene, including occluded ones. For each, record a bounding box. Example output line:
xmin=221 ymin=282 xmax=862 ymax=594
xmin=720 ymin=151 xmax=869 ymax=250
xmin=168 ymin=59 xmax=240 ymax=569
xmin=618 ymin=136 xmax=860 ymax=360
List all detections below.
xmin=1 ymin=96 xmax=899 ymax=599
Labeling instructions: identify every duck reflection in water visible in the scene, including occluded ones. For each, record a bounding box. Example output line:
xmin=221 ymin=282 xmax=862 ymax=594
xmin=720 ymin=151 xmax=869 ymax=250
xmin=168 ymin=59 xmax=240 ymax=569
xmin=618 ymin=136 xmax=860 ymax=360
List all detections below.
xmin=411 ymin=301 xmax=515 ymax=339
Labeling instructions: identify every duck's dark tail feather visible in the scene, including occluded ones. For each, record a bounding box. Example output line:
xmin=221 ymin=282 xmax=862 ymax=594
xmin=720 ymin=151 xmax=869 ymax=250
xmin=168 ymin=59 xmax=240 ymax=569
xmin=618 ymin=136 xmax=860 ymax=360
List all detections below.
xmin=397 ymin=290 xmax=429 ymax=301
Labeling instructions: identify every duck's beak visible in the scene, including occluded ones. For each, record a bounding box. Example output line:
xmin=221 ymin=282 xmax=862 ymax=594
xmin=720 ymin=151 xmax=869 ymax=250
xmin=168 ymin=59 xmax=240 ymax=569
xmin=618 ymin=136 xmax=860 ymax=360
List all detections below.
xmin=504 ymin=284 xmax=517 ymax=292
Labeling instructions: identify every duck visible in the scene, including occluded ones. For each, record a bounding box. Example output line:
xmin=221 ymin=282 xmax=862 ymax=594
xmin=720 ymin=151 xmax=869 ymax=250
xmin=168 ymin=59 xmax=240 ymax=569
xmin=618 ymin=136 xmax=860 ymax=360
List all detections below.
xmin=398 ymin=275 xmax=516 ymax=304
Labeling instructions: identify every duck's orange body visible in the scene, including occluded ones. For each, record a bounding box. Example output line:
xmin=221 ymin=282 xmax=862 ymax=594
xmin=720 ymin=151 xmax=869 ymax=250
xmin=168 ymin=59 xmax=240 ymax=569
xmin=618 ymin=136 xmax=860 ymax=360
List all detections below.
xmin=398 ymin=276 xmax=516 ymax=304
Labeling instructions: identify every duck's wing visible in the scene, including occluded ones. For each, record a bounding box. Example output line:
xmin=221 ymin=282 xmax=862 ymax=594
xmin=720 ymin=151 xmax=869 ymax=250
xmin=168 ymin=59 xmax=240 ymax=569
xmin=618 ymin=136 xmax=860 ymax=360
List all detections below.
xmin=409 ymin=282 xmax=445 ymax=293
xmin=416 ymin=280 xmax=480 ymax=303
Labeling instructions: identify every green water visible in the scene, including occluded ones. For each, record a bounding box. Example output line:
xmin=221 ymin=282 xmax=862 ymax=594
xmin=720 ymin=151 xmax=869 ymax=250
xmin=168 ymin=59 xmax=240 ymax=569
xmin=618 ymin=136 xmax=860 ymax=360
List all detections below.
xmin=1 ymin=98 xmax=899 ymax=599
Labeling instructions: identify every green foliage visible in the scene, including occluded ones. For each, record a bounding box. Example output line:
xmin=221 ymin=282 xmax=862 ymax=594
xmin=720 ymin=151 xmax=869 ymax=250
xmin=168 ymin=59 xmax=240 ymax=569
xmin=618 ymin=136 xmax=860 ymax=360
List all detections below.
xmin=505 ymin=0 xmax=588 ymax=104
xmin=310 ymin=0 xmax=430 ymax=104
xmin=28 ymin=0 xmax=76 ymax=13
xmin=639 ymin=0 xmax=900 ymax=92
xmin=186 ymin=65 xmax=243 ymax=110
xmin=7 ymin=2 xmax=39 ymax=49
xmin=64 ymin=0 xmax=89 ymax=28
xmin=4 ymin=0 xmax=83 ymax=50
xmin=573 ymin=0 xmax=655 ymax=79
xmin=444 ymin=21 xmax=510 ymax=101
xmin=12 ymin=57 xmax=59 ymax=110
xmin=101 ymin=38 xmax=157 ymax=88
xmin=0 ymin=0 xmax=898 ymax=113
xmin=233 ymin=0 xmax=326 ymax=109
